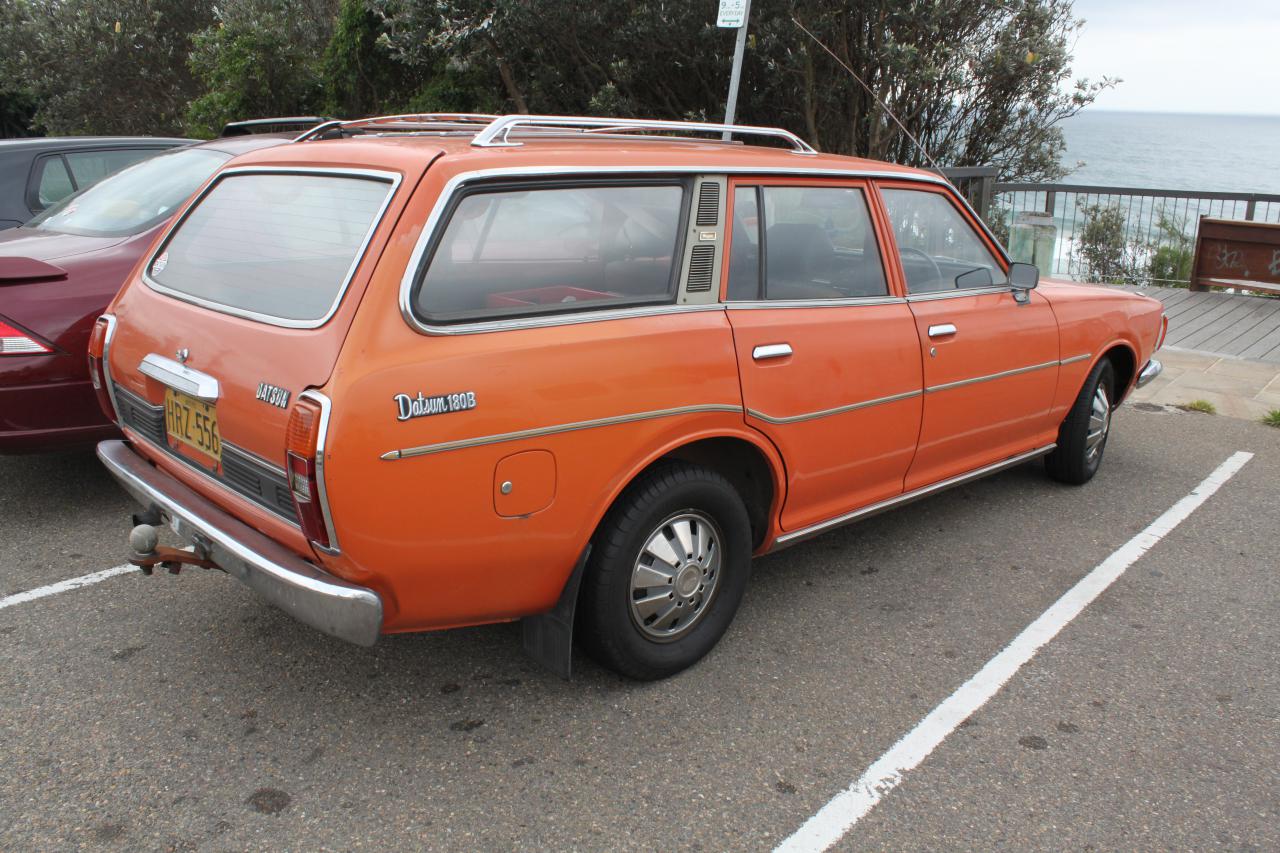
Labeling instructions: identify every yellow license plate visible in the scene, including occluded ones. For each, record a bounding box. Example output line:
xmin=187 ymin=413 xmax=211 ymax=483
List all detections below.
xmin=164 ymin=388 xmax=222 ymax=464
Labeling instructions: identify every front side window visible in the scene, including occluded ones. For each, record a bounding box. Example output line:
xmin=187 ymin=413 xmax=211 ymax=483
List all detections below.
xmin=726 ymin=185 xmax=888 ymax=300
xmin=880 ymin=188 xmax=1007 ymax=294
xmin=148 ymin=171 xmax=394 ymax=325
xmin=31 ymin=148 xmax=230 ymax=237
xmin=413 ymin=182 xmax=685 ymax=323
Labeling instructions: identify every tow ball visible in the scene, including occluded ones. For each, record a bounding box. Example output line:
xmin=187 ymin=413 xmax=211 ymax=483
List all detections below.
xmin=128 ymin=523 xmax=220 ymax=576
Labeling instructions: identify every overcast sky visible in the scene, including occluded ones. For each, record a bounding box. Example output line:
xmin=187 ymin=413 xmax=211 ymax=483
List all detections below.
xmin=1068 ymin=0 xmax=1280 ymax=115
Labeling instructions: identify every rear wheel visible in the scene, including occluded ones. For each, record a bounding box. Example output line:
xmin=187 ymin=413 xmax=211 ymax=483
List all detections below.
xmin=578 ymin=462 xmax=752 ymax=680
xmin=1046 ymin=359 xmax=1115 ymax=485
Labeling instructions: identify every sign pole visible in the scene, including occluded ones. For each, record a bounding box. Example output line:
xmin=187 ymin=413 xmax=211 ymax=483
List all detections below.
xmin=719 ymin=0 xmax=752 ymax=140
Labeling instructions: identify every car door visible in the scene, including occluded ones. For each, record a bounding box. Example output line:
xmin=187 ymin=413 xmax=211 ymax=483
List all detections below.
xmin=876 ymin=182 xmax=1061 ymax=491
xmin=725 ymin=179 xmax=924 ymax=532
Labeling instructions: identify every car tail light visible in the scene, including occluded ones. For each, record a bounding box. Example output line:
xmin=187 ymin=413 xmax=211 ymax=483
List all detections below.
xmin=86 ymin=316 xmax=117 ymax=422
xmin=286 ymin=395 xmax=331 ymax=549
xmin=0 ymin=317 xmax=52 ymax=355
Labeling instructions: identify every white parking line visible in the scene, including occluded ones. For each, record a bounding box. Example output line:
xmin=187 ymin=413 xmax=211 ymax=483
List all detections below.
xmin=776 ymin=450 xmax=1254 ymax=853
xmin=0 ymin=564 xmax=137 ymax=611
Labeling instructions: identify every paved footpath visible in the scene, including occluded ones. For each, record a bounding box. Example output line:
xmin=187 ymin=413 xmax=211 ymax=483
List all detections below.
xmin=1132 ymin=346 xmax=1280 ymax=420
xmin=1 ymin=406 xmax=1277 ymax=851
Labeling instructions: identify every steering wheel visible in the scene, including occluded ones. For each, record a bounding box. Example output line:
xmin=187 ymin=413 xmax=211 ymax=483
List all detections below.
xmin=899 ymin=246 xmax=943 ymax=290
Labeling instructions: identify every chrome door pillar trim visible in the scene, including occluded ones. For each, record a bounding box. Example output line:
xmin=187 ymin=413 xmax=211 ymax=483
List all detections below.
xmin=771 ymin=443 xmax=1056 ymax=549
xmin=139 ymin=353 xmax=221 ymax=401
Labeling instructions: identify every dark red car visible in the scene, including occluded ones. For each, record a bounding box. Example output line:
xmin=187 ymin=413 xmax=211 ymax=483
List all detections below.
xmin=0 ymin=134 xmax=290 ymax=453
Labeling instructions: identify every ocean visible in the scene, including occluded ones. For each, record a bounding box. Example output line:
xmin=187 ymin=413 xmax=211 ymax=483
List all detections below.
xmin=1058 ymin=110 xmax=1280 ymax=195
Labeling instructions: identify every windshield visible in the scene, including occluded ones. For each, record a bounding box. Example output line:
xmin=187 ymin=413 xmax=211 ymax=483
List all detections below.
xmin=29 ymin=148 xmax=229 ymax=238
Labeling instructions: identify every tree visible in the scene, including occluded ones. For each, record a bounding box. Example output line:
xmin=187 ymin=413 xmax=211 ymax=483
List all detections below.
xmin=0 ymin=0 xmax=214 ymax=135
xmin=370 ymin=0 xmax=1114 ymax=181
xmin=185 ymin=0 xmax=340 ymax=136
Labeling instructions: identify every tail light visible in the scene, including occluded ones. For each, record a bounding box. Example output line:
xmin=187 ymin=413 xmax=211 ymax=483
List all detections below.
xmin=87 ymin=315 xmax=117 ymax=422
xmin=286 ymin=394 xmax=333 ymax=549
xmin=0 ymin=317 xmax=53 ymax=355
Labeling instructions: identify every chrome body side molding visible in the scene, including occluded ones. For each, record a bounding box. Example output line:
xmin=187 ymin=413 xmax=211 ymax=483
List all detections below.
xmin=138 ymin=353 xmax=221 ymax=401
xmin=771 ymin=444 xmax=1057 ymax=550
xmin=381 ymin=404 xmax=745 ymax=460
xmin=747 ymin=389 xmax=921 ymax=425
xmin=925 ymin=360 xmax=1060 ymax=393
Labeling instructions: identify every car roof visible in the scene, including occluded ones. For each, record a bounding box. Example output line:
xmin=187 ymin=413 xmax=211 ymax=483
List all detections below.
xmin=193 ymin=133 xmax=299 ymax=157
xmin=226 ymin=133 xmax=937 ymax=184
xmin=0 ymin=136 xmax=193 ymax=151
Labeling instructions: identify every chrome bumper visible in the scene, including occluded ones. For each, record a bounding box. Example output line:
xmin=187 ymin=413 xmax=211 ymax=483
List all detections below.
xmin=1136 ymin=358 xmax=1163 ymax=388
xmin=96 ymin=440 xmax=382 ymax=646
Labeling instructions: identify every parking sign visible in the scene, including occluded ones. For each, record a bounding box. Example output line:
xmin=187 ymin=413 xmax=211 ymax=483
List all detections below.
xmin=717 ymin=0 xmax=746 ymax=28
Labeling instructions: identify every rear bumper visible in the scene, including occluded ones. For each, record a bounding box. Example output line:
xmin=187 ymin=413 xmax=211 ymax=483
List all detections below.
xmin=1136 ymin=358 xmax=1163 ymax=388
xmin=96 ymin=439 xmax=382 ymax=646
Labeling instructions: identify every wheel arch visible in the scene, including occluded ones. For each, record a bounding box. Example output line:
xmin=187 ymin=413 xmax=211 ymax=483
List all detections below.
xmin=587 ymin=428 xmax=787 ymax=554
xmin=1099 ymin=341 xmax=1138 ymax=402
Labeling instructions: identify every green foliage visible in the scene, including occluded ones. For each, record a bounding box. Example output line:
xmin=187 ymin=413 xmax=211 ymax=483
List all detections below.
xmin=185 ymin=0 xmax=338 ymax=137
xmin=1078 ymin=202 xmax=1145 ymax=285
xmin=0 ymin=0 xmax=214 ymax=135
xmin=1181 ymin=400 xmax=1217 ymax=415
xmin=0 ymin=90 xmax=40 ymax=138
xmin=369 ymin=0 xmax=1115 ymax=180
xmin=1146 ymin=211 xmax=1195 ymax=287
xmin=1262 ymin=409 xmax=1280 ymax=428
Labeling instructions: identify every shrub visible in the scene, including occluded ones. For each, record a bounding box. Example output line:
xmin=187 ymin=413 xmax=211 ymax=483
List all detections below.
xmin=1078 ymin=203 xmax=1145 ymax=285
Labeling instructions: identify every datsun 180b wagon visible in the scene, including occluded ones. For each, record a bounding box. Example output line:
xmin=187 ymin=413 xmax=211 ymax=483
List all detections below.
xmin=92 ymin=114 xmax=1166 ymax=680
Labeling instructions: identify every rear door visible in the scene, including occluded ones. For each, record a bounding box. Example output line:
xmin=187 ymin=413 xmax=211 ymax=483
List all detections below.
xmin=876 ymin=182 xmax=1060 ymax=490
xmin=107 ymin=162 xmax=423 ymax=525
xmin=724 ymin=178 xmax=923 ymax=532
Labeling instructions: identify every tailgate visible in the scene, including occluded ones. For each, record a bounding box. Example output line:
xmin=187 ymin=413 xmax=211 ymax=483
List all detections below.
xmin=104 ymin=164 xmax=418 ymax=528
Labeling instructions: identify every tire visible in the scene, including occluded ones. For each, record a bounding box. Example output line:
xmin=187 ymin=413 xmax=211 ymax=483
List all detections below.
xmin=578 ymin=462 xmax=752 ymax=680
xmin=1045 ymin=358 xmax=1116 ymax=485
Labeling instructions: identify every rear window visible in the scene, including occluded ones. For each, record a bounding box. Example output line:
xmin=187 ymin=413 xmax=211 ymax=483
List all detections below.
xmin=411 ymin=182 xmax=687 ymax=324
xmin=147 ymin=171 xmax=395 ymax=326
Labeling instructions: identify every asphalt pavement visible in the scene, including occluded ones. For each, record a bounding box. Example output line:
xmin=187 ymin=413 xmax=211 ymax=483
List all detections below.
xmin=1 ymin=405 xmax=1276 ymax=852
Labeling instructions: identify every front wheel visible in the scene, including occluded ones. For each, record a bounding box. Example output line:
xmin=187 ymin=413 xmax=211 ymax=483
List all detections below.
xmin=1046 ymin=359 xmax=1115 ymax=485
xmin=578 ymin=462 xmax=752 ymax=680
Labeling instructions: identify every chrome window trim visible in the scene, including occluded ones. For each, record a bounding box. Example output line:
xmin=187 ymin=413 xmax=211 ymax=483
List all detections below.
xmin=905 ymin=286 xmax=1011 ymax=302
xmin=139 ymin=353 xmax=221 ymax=401
xmin=725 ymin=295 xmax=907 ymax=309
xmin=99 ymin=313 xmax=121 ymax=421
xmin=398 ymin=165 xmax=960 ymax=336
xmin=925 ymin=359 xmax=1060 ymax=393
xmin=142 ymin=166 xmax=403 ymax=330
xmin=747 ymin=389 xmax=921 ymax=425
xmin=772 ymin=443 xmax=1057 ymax=549
xmin=299 ymin=389 xmax=340 ymax=554
xmin=381 ymin=403 xmax=744 ymax=460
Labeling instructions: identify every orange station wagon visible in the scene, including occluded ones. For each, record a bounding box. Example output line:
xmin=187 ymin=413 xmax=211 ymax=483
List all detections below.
xmin=92 ymin=114 xmax=1167 ymax=679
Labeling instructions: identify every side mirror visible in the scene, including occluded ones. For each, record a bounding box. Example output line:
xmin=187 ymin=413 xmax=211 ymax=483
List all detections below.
xmin=1008 ymin=262 xmax=1039 ymax=304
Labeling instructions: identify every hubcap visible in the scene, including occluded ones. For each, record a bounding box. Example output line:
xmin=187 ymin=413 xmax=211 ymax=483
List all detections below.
xmin=629 ymin=511 xmax=723 ymax=641
xmin=1086 ymin=383 xmax=1111 ymax=463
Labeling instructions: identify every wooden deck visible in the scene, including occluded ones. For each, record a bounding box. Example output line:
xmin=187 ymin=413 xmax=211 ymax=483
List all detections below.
xmin=1112 ymin=284 xmax=1280 ymax=364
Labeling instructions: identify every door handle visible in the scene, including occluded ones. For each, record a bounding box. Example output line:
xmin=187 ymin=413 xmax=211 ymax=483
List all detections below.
xmin=928 ymin=323 xmax=957 ymax=338
xmin=752 ymin=343 xmax=793 ymax=361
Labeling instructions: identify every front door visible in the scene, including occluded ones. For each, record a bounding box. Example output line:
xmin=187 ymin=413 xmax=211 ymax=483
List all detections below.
xmin=876 ymin=183 xmax=1060 ymax=490
xmin=724 ymin=179 xmax=924 ymax=532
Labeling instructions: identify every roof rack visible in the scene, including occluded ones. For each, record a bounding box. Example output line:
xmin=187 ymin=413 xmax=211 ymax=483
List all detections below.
xmin=292 ymin=113 xmax=500 ymax=144
xmin=471 ymin=115 xmax=817 ymax=155
xmin=220 ymin=116 xmax=332 ymax=137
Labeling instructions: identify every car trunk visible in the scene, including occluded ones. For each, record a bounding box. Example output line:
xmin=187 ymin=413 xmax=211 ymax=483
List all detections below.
xmin=104 ymin=163 xmax=423 ymax=539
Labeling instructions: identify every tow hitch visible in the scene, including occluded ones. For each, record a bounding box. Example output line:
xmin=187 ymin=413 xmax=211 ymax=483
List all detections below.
xmin=128 ymin=521 xmax=220 ymax=576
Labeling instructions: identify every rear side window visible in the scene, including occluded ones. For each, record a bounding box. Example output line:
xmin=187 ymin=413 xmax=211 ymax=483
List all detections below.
xmin=64 ymin=148 xmax=160 ymax=187
xmin=31 ymin=157 xmax=75 ymax=209
xmin=147 ymin=171 xmax=396 ymax=326
xmin=726 ymin=185 xmax=888 ymax=300
xmin=412 ymin=182 xmax=686 ymax=324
